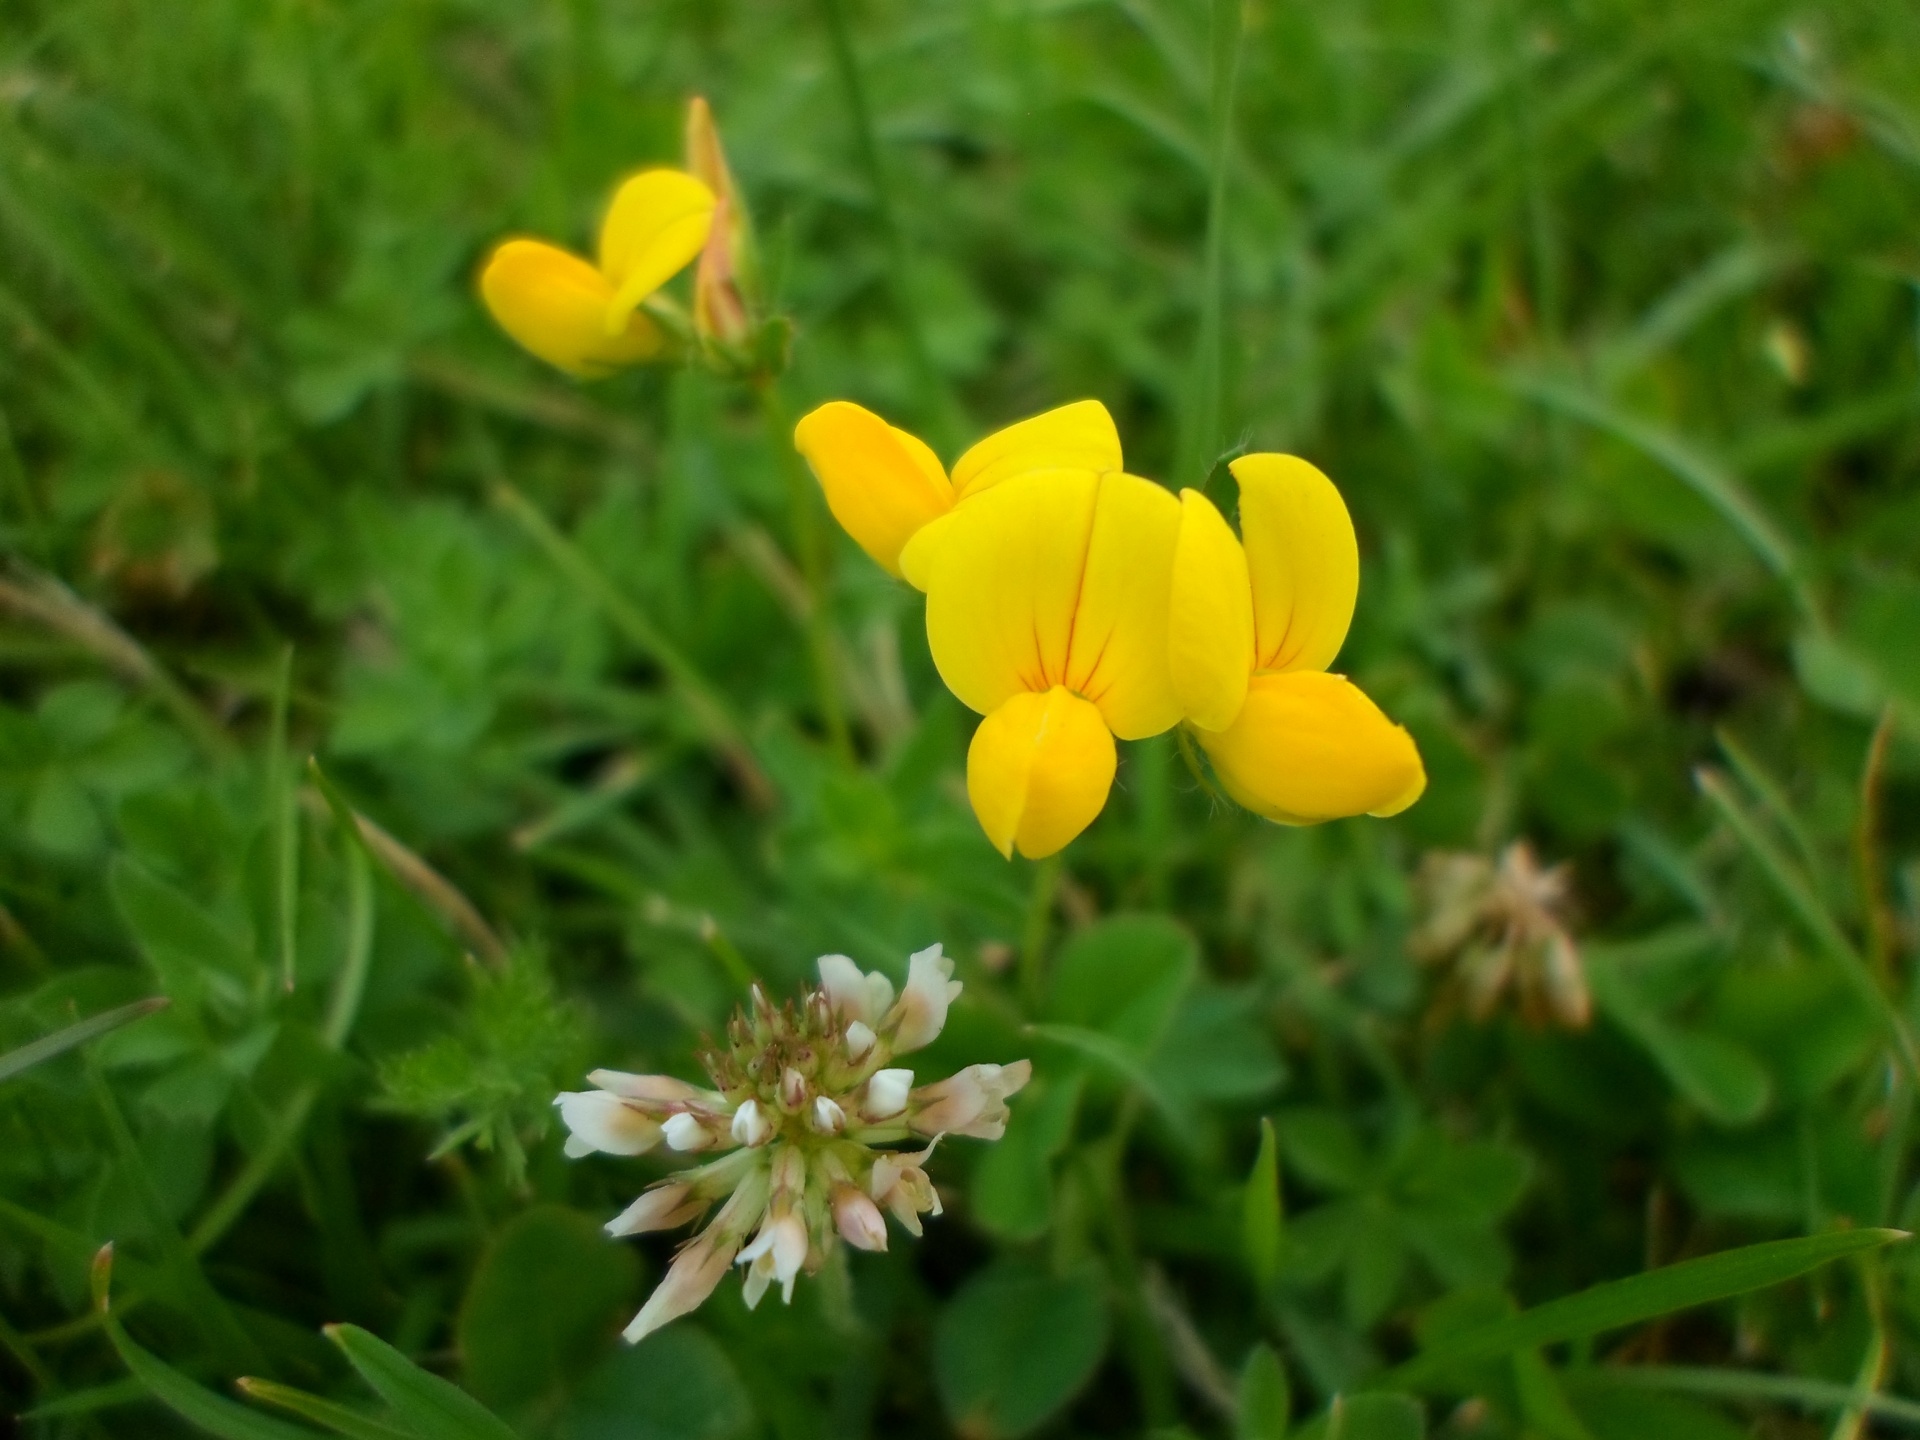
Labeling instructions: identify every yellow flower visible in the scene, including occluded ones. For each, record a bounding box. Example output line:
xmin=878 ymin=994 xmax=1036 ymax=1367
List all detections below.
xmin=1168 ymin=455 xmax=1425 ymax=824
xmin=479 ymin=169 xmax=716 ymax=377
xmin=794 ymin=401 xmax=1425 ymax=856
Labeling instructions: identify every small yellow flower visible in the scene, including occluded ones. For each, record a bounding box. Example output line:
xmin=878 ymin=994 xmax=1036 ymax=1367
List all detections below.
xmin=794 ymin=400 xmax=1425 ymax=856
xmin=479 ymin=169 xmax=716 ymax=377
xmin=1168 ymin=457 xmax=1426 ymax=824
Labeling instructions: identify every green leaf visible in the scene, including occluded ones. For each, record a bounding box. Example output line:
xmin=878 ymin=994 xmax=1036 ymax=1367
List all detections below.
xmin=1237 ymin=1343 xmax=1291 ymax=1440
xmin=1563 ymin=1383 xmax=1750 ymax=1440
xmin=238 ymin=1380 xmax=413 ymax=1440
xmin=1323 ymin=1393 xmax=1425 ymax=1440
xmin=0 ymin=996 xmax=167 ymax=1084
xmin=1279 ymin=1110 xmax=1368 ymax=1193
xmin=110 ymin=855 xmax=256 ymax=995
xmin=972 ymin=1072 xmax=1082 ymax=1242
xmin=457 ymin=1204 xmax=638 ymax=1411
xmin=1046 ymin=913 xmax=1197 ymax=1050
xmin=1385 ymin=1229 xmax=1906 ymax=1388
xmin=1025 ymin=1023 xmax=1184 ymax=1130
xmin=1588 ymin=950 xmax=1771 ymax=1125
xmin=554 ymin=1325 xmax=755 ymax=1440
xmin=1568 ymin=1364 xmax=1920 ymax=1429
xmin=326 ymin=1324 xmax=519 ymax=1440
xmin=91 ymin=1247 xmax=317 ymax=1440
xmin=1244 ymin=1117 xmax=1283 ymax=1293
xmin=934 ymin=1261 xmax=1110 ymax=1439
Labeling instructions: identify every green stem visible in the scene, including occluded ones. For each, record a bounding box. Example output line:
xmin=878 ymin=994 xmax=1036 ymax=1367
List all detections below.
xmin=493 ymin=481 xmax=775 ymax=809
xmin=1697 ymin=768 xmax=1920 ymax=1086
xmin=1175 ymin=0 xmax=1244 ymax=489
xmin=757 ymin=378 xmax=852 ymax=760
xmin=815 ymin=0 xmax=964 ymax=445
xmin=1019 ymin=854 xmax=1063 ymax=1013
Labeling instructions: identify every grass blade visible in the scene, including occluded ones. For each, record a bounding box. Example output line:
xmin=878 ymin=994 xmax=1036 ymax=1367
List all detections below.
xmin=324 ymin=1323 xmax=519 ymax=1440
xmin=0 ymin=996 xmax=167 ymax=1084
xmin=237 ymin=1379 xmax=414 ymax=1440
xmin=1243 ymin=1116 xmax=1283 ymax=1294
xmin=267 ymin=644 xmax=298 ymax=994
xmin=1695 ymin=767 xmax=1920 ymax=1084
xmin=1383 ymin=1229 xmax=1906 ymax=1388
xmin=90 ymin=1246 xmax=317 ymax=1440
xmin=1579 ymin=1365 xmax=1920 ymax=1429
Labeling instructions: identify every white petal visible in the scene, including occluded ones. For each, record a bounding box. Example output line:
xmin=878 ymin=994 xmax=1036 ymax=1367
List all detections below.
xmin=662 ymin=1112 xmax=714 ymax=1151
xmin=555 ymin=1091 xmax=662 ymax=1157
xmin=892 ymin=943 xmax=958 ymax=1053
xmin=812 ymin=1096 xmax=847 ymax=1135
xmin=623 ymin=1233 xmax=736 ymax=1343
xmin=730 ymin=1099 xmax=771 ymax=1147
xmin=864 ymin=1068 xmax=913 ymax=1120
xmin=588 ymin=1070 xmax=710 ymax=1105
xmin=844 ymin=1020 xmax=877 ymax=1061
xmin=817 ymin=954 xmax=877 ymax=1023
xmin=606 ymin=1183 xmax=699 ymax=1236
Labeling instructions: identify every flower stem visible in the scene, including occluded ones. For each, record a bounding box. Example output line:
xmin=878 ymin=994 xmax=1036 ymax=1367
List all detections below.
xmin=757 ymin=377 xmax=853 ymax=761
xmin=1175 ymin=0 xmax=1244 ymax=490
xmin=1019 ymin=853 xmax=1063 ymax=1012
xmin=815 ymin=0 xmax=965 ymax=446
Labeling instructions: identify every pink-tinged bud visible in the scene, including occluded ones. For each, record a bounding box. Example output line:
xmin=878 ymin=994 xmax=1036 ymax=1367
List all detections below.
xmin=684 ymin=96 xmax=757 ymax=349
xmin=780 ymin=1066 xmax=810 ymax=1112
xmin=624 ymin=1230 xmax=739 ymax=1343
xmin=863 ymin=1068 xmax=913 ymax=1120
xmin=730 ymin=1098 xmax=772 ymax=1147
xmin=891 ymin=944 xmax=961 ymax=1053
xmin=587 ymin=1070 xmax=712 ymax=1106
xmin=833 ymin=1185 xmax=889 ymax=1252
xmin=662 ymin=1112 xmax=717 ymax=1152
xmin=736 ymin=1211 xmax=809 ymax=1309
xmin=908 ymin=1060 xmax=1032 ymax=1141
xmin=812 ymin=1096 xmax=847 ymax=1135
xmin=606 ymin=1183 xmax=704 ymax=1236
xmin=555 ymin=1091 xmax=663 ymax=1158
xmin=844 ymin=1020 xmax=877 ymax=1061
xmin=817 ymin=955 xmax=895 ymax=1026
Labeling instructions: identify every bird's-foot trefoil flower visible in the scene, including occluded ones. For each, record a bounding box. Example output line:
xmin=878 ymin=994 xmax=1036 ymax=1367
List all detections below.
xmin=556 ymin=944 xmax=1029 ymax=1344
xmin=479 ymin=164 xmax=716 ymax=378
xmin=793 ymin=398 xmax=1425 ymax=855
xmin=1167 ymin=455 xmax=1425 ymax=824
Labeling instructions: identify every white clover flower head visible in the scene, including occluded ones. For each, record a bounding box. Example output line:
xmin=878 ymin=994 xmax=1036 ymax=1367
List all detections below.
xmin=554 ymin=945 xmax=1030 ymax=1344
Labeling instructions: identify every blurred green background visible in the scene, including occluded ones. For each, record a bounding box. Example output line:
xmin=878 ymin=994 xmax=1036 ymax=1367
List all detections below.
xmin=2 ymin=0 xmax=1920 ymax=1436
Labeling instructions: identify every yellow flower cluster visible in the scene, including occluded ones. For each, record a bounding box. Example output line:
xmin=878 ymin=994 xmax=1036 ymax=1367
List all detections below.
xmin=796 ymin=401 xmax=1425 ymax=858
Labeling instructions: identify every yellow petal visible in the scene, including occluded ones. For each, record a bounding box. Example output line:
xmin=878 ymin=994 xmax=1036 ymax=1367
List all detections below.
xmin=1195 ymin=671 xmax=1425 ymax=824
xmin=967 ymin=688 xmax=1117 ymax=859
xmin=1167 ymin=489 xmax=1254 ymax=731
xmin=479 ymin=239 xmax=663 ymax=378
xmin=922 ymin=469 xmax=1100 ymax=716
xmin=897 ymin=509 xmax=956 ymax=592
xmin=596 ymin=168 xmax=717 ymax=333
xmin=1230 ymin=453 xmax=1358 ymax=674
xmin=949 ymin=400 xmax=1123 ymax=501
xmin=794 ymin=402 xmax=953 ymax=577
xmin=1060 ymin=473 xmax=1184 ymax=740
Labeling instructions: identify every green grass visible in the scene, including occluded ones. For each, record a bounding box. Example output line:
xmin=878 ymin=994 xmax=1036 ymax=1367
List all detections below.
xmin=2 ymin=0 xmax=1920 ymax=1437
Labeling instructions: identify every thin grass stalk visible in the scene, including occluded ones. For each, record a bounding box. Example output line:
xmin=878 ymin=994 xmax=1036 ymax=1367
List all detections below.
xmin=1175 ymin=0 xmax=1244 ymax=489
xmin=757 ymin=377 xmax=852 ymax=759
xmin=1696 ymin=767 xmax=1920 ymax=1086
xmin=815 ymin=0 xmax=964 ymax=445
xmin=1857 ymin=705 xmax=1900 ymax=982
